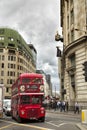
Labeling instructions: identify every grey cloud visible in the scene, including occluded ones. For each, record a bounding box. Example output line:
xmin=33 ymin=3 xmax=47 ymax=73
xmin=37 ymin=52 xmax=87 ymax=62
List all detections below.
xmin=0 ymin=0 xmax=62 ymax=90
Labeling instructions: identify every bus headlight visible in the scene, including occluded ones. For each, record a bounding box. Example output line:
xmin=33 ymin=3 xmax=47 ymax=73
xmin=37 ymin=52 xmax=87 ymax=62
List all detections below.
xmin=21 ymin=110 xmax=25 ymax=115
xmin=40 ymin=107 xmax=45 ymax=114
xmin=41 ymin=110 xmax=44 ymax=114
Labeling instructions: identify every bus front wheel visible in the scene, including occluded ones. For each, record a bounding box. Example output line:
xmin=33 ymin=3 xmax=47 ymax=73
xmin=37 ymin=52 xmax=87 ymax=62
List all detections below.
xmin=17 ymin=114 xmax=22 ymax=123
xmin=39 ymin=117 xmax=45 ymax=122
xmin=11 ymin=111 xmax=14 ymax=119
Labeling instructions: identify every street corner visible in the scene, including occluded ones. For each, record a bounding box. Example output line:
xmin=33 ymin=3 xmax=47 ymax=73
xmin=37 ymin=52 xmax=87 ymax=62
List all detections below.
xmin=76 ymin=123 xmax=87 ymax=130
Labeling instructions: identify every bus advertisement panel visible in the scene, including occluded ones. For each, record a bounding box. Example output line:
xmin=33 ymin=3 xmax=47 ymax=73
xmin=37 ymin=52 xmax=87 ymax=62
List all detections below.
xmin=11 ymin=73 xmax=45 ymax=123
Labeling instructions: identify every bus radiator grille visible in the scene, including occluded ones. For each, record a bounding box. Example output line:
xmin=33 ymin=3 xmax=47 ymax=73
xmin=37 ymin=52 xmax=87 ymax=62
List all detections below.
xmin=27 ymin=108 xmax=38 ymax=118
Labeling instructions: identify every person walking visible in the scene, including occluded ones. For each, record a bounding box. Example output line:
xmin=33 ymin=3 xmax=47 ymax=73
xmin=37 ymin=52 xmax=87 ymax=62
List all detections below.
xmin=66 ymin=101 xmax=69 ymax=112
xmin=60 ymin=101 xmax=63 ymax=112
xmin=74 ymin=101 xmax=79 ymax=114
xmin=53 ymin=99 xmax=57 ymax=111
xmin=62 ymin=101 xmax=66 ymax=112
xmin=57 ymin=100 xmax=60 ymax=110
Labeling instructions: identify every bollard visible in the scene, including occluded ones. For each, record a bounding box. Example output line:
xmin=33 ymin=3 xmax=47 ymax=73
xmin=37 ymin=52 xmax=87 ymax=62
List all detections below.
xmin=82 ymin=110 xmax=87 ymax=124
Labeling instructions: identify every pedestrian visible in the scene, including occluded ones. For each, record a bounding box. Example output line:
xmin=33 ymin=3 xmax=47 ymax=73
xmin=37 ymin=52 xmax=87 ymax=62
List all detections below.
xmin=66 ymin=101 xmax=69 ymax=112
xmin=74 ymin=101 xmax=79 ymax=114
xmin=57 ymin=100 xmax=60 ymax=110
xmin=60 ymin=101 xmax=63 ymax=112
xmin=62 ymin=101 xmax=66 ymax=112
xmin=53 ymin=99 xmax=57 ymax=111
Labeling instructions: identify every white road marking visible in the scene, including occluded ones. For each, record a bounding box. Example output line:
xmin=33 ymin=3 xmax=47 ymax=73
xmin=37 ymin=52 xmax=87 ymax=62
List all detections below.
xmin=46 ymin=121 xmax=69 ymax=128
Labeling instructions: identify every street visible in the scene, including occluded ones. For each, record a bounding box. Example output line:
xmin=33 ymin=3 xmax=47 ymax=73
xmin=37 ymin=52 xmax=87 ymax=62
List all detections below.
xmin=46 ymin=111 xmax=81 ymax=130
xmin=0 ymin=111 xmax=81 ymax=130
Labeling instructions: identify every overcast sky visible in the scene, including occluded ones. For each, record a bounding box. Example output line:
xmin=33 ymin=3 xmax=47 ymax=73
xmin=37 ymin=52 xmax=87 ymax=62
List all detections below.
xmin=0 ymin=0 xmax=62 ymax=92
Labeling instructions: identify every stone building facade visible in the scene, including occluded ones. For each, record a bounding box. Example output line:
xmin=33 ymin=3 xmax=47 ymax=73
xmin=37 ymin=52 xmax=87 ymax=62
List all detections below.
xmin=60 ymin=0 xmax=87 ymax=107
xmin=0 ymin=28 xmax=36 ymax=99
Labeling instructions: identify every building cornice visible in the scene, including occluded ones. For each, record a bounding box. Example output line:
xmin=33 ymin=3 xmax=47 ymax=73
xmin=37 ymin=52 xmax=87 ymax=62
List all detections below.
xmin=64 ymin=35 xmax=87 ymax=55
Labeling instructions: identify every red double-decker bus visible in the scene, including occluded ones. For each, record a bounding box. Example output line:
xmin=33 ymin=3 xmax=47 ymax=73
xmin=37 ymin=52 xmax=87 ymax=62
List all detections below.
xmin=11 ymin=73 xmax=45 ymax=123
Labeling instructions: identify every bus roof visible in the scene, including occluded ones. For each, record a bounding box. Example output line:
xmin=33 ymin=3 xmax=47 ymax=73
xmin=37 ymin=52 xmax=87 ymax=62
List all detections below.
xmin=19 ymin=73 xmax=43 ymax=78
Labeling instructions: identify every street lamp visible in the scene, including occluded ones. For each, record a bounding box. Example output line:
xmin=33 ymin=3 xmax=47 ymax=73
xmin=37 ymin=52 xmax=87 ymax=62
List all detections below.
xmin=56 ymin=46 xmax=61 ymax=57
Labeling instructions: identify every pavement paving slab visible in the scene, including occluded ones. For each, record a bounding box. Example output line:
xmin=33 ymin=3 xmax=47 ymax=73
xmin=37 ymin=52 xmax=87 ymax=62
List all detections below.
xmin=76 ymin=123 xmax=87 ymax=130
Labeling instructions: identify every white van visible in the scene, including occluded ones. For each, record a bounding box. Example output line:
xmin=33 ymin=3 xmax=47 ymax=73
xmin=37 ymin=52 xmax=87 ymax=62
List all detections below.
xmin=3 ymin=99 xmax=11 ymax=112
xmin=4 ymin=103 xmax=11 ymax=116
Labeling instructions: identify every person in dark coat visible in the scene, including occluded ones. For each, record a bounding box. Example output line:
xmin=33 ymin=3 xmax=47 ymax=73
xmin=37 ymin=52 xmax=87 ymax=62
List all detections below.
xmin=66 ymin=101 xmax=69 ymax=112
xmin=53 ymin=99 xmax=57 ymax=111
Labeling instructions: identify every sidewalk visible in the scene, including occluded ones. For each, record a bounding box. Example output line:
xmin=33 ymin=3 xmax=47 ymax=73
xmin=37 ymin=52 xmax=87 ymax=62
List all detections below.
xmin=46 ymin=109 xmax=81 ymax=118
xmin=76 ymin=123 xmax=87 ymax=130
xmin=46 ymin=109 xmax=87 ymax=130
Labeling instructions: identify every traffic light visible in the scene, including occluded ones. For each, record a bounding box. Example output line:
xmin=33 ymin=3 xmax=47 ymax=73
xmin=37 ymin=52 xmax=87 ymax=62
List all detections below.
xmin=83 ymin=61 xmax=87 ymax=81
xmin=56 ymin=47 xmax=61 ymax=57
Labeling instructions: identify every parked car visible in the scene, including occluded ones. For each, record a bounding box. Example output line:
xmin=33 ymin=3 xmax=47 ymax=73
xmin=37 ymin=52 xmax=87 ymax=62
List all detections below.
xmin=4 ymin=104 xmax=11 ymax=116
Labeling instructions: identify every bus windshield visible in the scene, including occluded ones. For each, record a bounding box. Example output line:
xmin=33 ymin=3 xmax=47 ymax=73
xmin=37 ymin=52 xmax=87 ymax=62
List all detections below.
xmin=32 ymin=96 xmax=41 ymax=104
xmin=21 ymin=95 xmax=42 ymax=105
xmin=21 ymin=95 xmax=30 ymax=104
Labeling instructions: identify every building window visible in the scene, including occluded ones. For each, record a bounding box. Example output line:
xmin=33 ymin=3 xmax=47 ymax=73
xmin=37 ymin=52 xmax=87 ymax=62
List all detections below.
xmin=71 ymin=74 xmax=75 ymax=87
xmin=8 ymin=37 xmax=14 ymax=41
xmin=0 ymin=49 xmax=3 ymax=53
xmin=71 ymin=9 xmax=74 ymax=25
xmin=17 ymin=39 xmax=20 ymax=44
xmin=0 ymin=42 xmax=4 ymax=47
xmin=0 ymin=36 xmax=4 ymax=40
xmin=67 ymin=15 xmax=69 ymax=29
xmin=70 ymin=54 xmax=75 ymax=67
xmin=1 ymin=71 xmax=4 ymax=76
xmin=70 ymin=0 xmax=73 ymax=5
xmin=68 ymin=34 xmax=70 ymax=43
xmin=8 ymin=55 xmax=16 ymax=61
xmin=10 ymin=71 xmax=13 ymax=76
xmin=8 ymin=43 xmax=15 ymax=47
xmin=67 ymin=0 xmax=69 ymax=11
xmin=7 ymin=79 xmax=9 ymax=84
xmin=2 ymin=55 xmax=4 ymax=60
xmin=8 ymin=56 xmax=10 ymax=60
xmin=7 ymin=79 xmax=15 ymax=84
xmin=71 ymin=30 xmax=74 ymax=42
xmin=8 ymin=50 xmax=15 ymax=54
xmin=8 ymin=63 xmax=10 ymax=68
xmin=1 ymin=79 xmax=3 ymax=84
xmin=0 ymin=29 xmax=4 ymax=34
xmin=7 ymin=71 xmax=15 ymax=76
xmin=7 ymin=71 xmax=9 ymax=76
xmin=8 ymin=63 xmax=16 ymax=69
xmin=71 ymin=75 xmax=75 ymax=82
xmin=10 ymin=79 xmax=13 ymax=84
xmin=2 ymin=63 xmax=4 ymax=68
xmin=6 ymin=87 xmax=9 ymax=93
